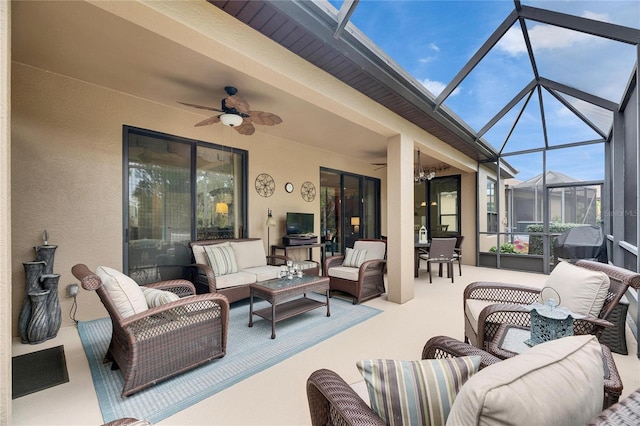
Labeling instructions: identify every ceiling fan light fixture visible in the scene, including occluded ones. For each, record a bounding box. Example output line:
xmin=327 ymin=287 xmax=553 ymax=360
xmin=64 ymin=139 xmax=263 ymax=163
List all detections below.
xmin=220 ymin=113 xmax=243 ymax=127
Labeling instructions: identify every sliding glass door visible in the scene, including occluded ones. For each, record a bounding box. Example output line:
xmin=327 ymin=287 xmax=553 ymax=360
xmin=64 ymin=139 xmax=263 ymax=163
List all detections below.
xmin=125 ymin=126 xmax=247 ymax=284
xmin=320 ymin=168 xmax=380 ymax=254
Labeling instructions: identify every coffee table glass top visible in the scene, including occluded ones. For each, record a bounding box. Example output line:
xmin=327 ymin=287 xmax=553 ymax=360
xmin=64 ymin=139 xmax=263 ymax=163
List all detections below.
xmin=253 ymin=274 xmax=326 ymax=291
xmin=500 ymin=326 xmax=533 ymax=354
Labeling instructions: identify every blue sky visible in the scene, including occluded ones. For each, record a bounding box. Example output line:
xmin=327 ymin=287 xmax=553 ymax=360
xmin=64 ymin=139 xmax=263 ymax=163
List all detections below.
xmin=328 ymin=0 xmax=639 ymax=181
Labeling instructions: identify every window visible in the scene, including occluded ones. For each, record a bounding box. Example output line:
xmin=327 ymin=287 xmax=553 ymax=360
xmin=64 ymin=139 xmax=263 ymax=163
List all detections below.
xmin=125 ymin=126 xmax=247 ymax=284
xmin=487 ymin=178 xmax=498 ymax=233
xmin=429 ymin=176 xmax=461 ymax=237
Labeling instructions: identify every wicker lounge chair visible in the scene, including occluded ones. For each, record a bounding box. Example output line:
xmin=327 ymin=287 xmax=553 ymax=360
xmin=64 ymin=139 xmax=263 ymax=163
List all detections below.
xmin=324 ymin=239 xmax=386 ymax=304
xmin=463 ymin=259 xmax=640 ymax=351
xmin=307 ymin=335 xmax=623 ymax=426
xmin=72 ymin=264 xmax=229 ymax=397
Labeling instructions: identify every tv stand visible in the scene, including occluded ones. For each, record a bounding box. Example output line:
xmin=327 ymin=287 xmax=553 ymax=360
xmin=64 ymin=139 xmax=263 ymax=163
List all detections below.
xmin=271 ymin=242 xmax=326 ymax=275
xmin=282 ymin=235 xmax=318 ymax=246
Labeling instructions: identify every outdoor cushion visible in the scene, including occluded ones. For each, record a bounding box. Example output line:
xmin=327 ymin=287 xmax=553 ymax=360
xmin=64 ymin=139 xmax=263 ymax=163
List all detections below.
xmin=213 ymin=271 xmax=257 ymax=289
xmin=231 ymin=240 xmax=267 ymax=269
xmin=204 ymin=244 xmax=239 ymax=276
xmin=327 ymin=265 xmax=360 ymax=281
xmin=192 ymin=241 xmax=229 ymax=265
xmin=447 ymin=335 xmax=604 ymax=426
xmin=353 ymin=240 xmax=385 ymax=261
xmin=241 ymin=265 xmax=281 ymax=282
xmin=464 ymin=299 xmax=496 ymax=333
xmin=343 ymin=248 xmax=368 ymax=267
xmin=358 ymin=357 xmax=481 ymax=426
xmin=141 ymin=287 xmax=180 ymax=308
xmin=96 ymin=266 xmax=148 ymax=318
xmin=545 ymin=260 xmax=609 ymax=317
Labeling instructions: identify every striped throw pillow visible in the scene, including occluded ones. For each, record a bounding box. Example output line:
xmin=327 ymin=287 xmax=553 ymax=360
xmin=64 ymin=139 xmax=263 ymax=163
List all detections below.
xmin=141 ymin=287 xmax=180 ymax=308
xmin=357 ymin=357 xmax=481 ymax=426
xmin=204 ymin=245 xmax=239 ymax=276
xmin=342 ymin=248 xmax=367 ymax=268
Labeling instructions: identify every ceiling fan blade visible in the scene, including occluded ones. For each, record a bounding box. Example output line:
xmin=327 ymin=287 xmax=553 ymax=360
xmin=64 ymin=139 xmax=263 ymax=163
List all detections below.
xmin=224 ymin=95 xmax=251 ymax=114
xmin=234 ymin=119 xmax=255 ymax=135
xmin=194 ymin=115 xmax=221 ymax=127
xmin=249 ymin=111 xmax=283 ymax=126
xmin=178 ymin=101 xmax=224 ymax=113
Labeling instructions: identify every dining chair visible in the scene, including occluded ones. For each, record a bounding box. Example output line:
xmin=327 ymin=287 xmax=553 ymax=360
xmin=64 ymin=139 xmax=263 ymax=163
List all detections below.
xmin=420 ymin=237 xmax=457 ymax=283
xmin=453 ymin=235 xmax=465 ymax=276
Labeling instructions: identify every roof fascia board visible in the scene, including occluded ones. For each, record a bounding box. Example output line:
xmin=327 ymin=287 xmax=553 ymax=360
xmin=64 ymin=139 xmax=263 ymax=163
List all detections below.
xmin=435 ymin=8 xmax=519 ymax=108
xmin=538 ymin=77 xmax=618 ymax=111
xmin=518 ymin=5 xmax=640 ymax=45
xmin=268 ymin=0 xmax=498 ymax=160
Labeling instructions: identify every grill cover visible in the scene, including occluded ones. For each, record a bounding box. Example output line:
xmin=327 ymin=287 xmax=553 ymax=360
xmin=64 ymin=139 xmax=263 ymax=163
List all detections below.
xmin=554 ymin=226 xmax=607 ymax=263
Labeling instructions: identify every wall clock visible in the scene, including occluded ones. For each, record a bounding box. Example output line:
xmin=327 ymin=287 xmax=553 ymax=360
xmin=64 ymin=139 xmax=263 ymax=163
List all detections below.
xmin=285 ymin=182 xmax=294 ymax=193
xmin=301 ymin=181 xmax=316 ymax=202
xmin=255 ymin=173 xmax=275 ymax=197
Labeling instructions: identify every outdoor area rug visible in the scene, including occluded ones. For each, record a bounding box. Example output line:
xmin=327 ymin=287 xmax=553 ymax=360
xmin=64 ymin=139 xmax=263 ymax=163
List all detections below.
xmin=78 ymin=295 xmax=381 ymax=424
xmin=12 ymin=345 xmax=69 ymax=399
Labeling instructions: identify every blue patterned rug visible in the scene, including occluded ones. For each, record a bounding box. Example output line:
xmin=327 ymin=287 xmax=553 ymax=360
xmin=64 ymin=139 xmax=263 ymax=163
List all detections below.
xmin=78 ymin=295 xmax=381 ymax=423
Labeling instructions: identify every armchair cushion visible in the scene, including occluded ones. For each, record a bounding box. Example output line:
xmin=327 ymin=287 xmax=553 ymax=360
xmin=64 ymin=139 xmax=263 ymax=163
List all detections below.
xmin=96 ymin=266 xmax=148 ymax=318
xmin=230 ymin=240 xmax=267 ymax=269
xmin=354 ymin=240 xmax=386 ymax=261
xmin=141 ymin=287 xmax=180 ymax=307
xmin=357 ymin=357 xmax=481 ymax=426
xmin=327 ymin=266 xmax=360 ymax=281
xmin=447 ymin=335 xmax=604 ymax=426
xmin=343 ymin=248 xmax=368 ymax=267
xmin=464 ymin=299 xmax=495 ymax=334
xmin=546 ymin=261 xmax=609 ymax=317
xmin=204 ymin=245 xmax=238 ymax=276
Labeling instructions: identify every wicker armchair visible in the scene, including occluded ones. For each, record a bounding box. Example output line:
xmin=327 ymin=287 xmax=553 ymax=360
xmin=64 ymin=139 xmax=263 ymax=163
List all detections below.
xmin=323 ymin=239 xmax=386 ymax=304
xmin=72 ymin=264 xmax=229 ymax=397
xmin=464 ymin=259 xmax=640 ymax=350
xmin=307 ymin=335 xmax=623 ymax=426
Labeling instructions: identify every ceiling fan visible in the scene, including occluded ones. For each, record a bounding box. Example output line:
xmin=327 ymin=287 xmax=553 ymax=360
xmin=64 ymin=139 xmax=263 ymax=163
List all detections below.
xmin=178 ymin=86 xmax=283 ymax=136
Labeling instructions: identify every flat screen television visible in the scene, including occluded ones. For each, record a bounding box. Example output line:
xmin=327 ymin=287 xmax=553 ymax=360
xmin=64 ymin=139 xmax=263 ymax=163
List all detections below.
xmin=286 ymin=212 xmax=314 ymax=235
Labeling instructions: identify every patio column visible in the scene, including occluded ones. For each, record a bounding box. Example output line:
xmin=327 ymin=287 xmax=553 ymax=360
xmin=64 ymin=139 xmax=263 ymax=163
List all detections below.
xmin=386 ymin=134 xmax=414 ymax=303
xmin=1 ymin=1 xmax=11 ymax=423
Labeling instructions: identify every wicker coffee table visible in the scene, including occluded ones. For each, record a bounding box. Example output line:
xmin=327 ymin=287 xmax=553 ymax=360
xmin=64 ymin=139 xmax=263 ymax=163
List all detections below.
xmin=249 ymin=274 xmax=330 ymax=339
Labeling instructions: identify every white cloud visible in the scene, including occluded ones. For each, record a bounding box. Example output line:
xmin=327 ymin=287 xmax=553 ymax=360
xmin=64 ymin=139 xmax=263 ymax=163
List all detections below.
xmin=419 ymin=79 xmax=461 ymax=97
xmin=497 ymin=10 xmax=610 ymax=56
xmin=418 ymin=43 xmax=440 ymax=64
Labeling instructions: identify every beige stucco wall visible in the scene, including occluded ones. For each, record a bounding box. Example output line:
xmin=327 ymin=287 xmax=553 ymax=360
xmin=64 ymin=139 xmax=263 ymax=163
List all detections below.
xmin=10 ymin=63 xmax=385 ymax=336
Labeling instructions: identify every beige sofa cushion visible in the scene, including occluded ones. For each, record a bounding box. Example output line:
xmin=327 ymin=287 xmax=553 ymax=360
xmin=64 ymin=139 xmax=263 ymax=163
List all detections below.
xmin=214 ymin=271 xmax=257 ymax=289
xmin=192 ymin=241 xmax=229 ymax=265
xmin=464 ymin=299 xmax=496 ymax=334
xmin=447 ymin=335 xmax=604 ymax=426
xmin=353 ymin=240 xmax=386 ymax=261
xmin=231 ymin=240 xmax=267 ymax=269
xmin=242 ymin=265 xmax=281 ymax=282
xmin=545 ymin=261 xmax=609 ymax=317
xmin=96 ymin=266 xmax=148 ymax=318
xmin=327 ymin=265 xmax=360 ymax=281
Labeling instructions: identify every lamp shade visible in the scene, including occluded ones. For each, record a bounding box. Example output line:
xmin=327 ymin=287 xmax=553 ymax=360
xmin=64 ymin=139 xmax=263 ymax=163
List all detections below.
xmin=350 ymin=217 xmax=360 ymax=226
xmin=215 ymin=202 xmax=229 ymax=214
xmin=220 ymin=113 xmax=244 ymax=127
xmin=266 ymin=216 xmax=276 ymax=227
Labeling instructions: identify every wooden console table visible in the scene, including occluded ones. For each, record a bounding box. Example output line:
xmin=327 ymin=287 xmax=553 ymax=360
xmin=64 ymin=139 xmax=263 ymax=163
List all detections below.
xmin=271 ymin=243 xmax=326 ymax=270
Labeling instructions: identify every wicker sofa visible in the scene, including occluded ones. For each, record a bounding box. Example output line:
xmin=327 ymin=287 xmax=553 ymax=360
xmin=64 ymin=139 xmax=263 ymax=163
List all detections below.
xmin=190 ymin=238 xmax=292 ymax=303
xmin=307 ymin=335 xmax=623 ymax=426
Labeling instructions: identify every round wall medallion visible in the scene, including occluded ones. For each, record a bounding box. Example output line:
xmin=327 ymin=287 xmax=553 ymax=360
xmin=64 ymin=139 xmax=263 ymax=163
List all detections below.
xmin=285 ymin=182 xmax=294 ymax=193
xmin=255 ymin=173 xmax=275 ymax=197
xmin=301 ymin=181 xmax=316 ymax=202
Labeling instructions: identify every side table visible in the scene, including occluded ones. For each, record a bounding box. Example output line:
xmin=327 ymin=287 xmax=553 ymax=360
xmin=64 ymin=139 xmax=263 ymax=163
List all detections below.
xmin=488 ymin=323 xmax=623 ymax=408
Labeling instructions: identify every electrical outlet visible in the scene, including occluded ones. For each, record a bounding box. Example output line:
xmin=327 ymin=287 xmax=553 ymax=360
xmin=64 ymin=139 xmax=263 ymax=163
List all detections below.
xmin=67 ymin=283 xmax=79 ymax=298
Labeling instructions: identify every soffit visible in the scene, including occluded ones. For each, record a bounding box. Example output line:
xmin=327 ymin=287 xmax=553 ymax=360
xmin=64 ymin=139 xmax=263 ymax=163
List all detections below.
xmin=208 ymin=0 xmax=498 ymax=163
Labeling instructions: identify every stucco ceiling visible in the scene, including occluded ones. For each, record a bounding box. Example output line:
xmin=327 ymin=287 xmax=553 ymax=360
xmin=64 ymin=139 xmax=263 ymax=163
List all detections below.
xmin=11 ymin=1 xmax=397 ymax=165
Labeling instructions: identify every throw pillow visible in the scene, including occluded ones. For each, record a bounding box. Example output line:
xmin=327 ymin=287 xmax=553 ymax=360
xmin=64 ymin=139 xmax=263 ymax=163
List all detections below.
xmin=141 ymin=287 xmax=180 ymax=308
xmin=230 ymin=239 xmax=267 ymax=269
xmin=446 ymin=335 xmax=604 ymax=426
xmin=96 ymin=266 xmax=148 ymax=318
xmin=343 ymin=248 xmax=368 ymax=268
xmin=204 ymin=245 xmax=239 ymax=276
xmin=357 ymin=357 xmax=481 ymax=426
xmin=544 ymin=261 xmax=609 ymax=317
